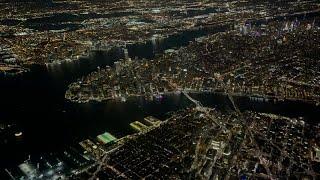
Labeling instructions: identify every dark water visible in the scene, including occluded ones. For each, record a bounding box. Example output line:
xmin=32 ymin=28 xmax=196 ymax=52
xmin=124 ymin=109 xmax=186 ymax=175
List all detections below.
xmin=248 ymin=10 xmax=320 ymax=26
xmin=0 ymin=11 xmax=138 ymax=31
xmin=126 ymin=24 xmax=229 ymax=59
xmin=0 ymin=26 xmax=229 ymax=168
xmin=0 ymin=15 xmax=319 ymax=169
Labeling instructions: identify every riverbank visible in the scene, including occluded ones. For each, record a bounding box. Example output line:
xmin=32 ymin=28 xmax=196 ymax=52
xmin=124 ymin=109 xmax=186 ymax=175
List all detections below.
xmin=1 ymin=3 xmax=320 ymax=172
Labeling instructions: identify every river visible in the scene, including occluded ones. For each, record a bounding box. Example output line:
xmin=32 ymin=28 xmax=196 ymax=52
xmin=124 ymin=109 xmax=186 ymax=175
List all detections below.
xmin=0 ymin=13 xmax=319 ymax=168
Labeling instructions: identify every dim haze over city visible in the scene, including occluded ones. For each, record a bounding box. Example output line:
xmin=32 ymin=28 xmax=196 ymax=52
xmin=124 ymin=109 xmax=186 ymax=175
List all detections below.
xmin=0 ymin=0 xmax=320 ymax=179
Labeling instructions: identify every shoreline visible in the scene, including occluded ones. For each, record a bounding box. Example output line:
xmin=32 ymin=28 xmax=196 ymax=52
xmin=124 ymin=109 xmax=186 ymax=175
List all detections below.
xmin=65 ymin=89 xmax=320 ymax=107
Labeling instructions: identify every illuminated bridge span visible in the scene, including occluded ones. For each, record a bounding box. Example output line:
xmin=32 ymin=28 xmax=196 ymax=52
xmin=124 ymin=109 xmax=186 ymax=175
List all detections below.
xmin=215 ymin=77 xmax=240 ymax=114
xmin=227 ymin=93 xmax=240 ymax=113
xmin=182 ymin=91 xmax=228 ymax=132
xmin=182 ymin=91 xmax=203 ymax=107
xmin=182 ymin=90 xmax=239 ymax=114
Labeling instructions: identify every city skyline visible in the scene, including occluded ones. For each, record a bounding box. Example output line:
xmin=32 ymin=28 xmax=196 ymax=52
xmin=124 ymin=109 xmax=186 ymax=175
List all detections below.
xmin=0 ymin=0 xmax=319 ymax=179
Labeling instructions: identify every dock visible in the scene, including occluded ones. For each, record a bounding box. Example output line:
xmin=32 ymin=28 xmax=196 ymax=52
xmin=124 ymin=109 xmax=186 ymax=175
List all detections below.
xmin=97 ymin=132 xmax=117 ymax=144
xmin=144 ymin=116 xmax=161 ymax=126
xmin=130 ymin=121 xmax=149 ymax=132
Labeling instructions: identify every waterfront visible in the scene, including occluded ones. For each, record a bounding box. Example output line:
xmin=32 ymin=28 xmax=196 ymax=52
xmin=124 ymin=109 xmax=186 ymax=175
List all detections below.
xmin=1 ymin=0 xmax=320 ymax=178
xmin=1 ymin=73 xmax=319 ymax=169
xmin=1 ymin=20 xmax=319 ymax=170
xmin=1 ymin=27 xmax=223 ymax=168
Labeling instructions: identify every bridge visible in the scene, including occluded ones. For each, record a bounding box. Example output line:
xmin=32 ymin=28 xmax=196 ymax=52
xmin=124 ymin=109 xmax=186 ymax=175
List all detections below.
xmin=182 ymin=91 xmax=229 ymax=131
xmin=182 ymin=91 xmax=203 ymax=108
xmin=226 ymin=93 xmax=240 ymax=113
xmin=182 ymin=90 xmax=240 ymax=115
